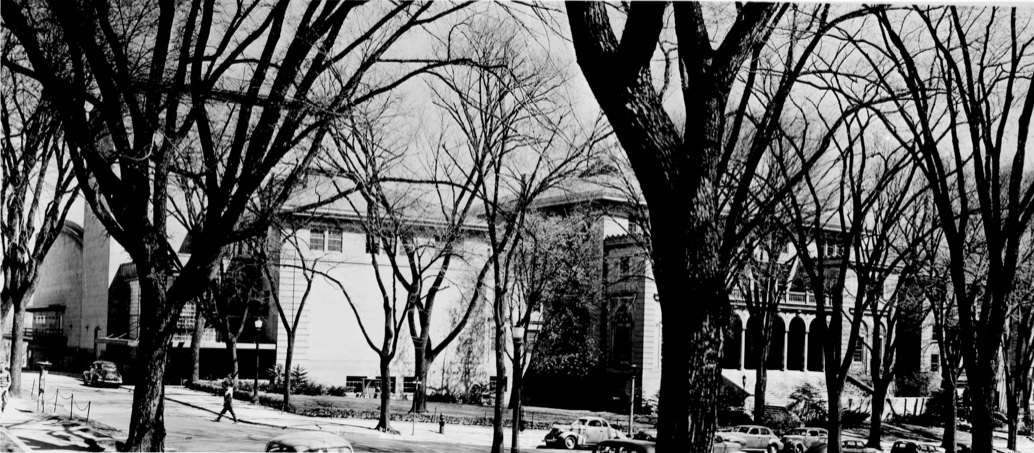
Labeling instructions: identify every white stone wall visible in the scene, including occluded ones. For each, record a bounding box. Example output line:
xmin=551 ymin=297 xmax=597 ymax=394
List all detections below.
xmin=272 ymin=225 xmax=501 ymax=397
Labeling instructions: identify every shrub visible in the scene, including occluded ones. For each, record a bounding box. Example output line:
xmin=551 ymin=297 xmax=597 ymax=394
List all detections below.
xmin=327 ymin=386 xmax=350 ymax=397
xmin=787 ymin=384 xmax=828 ymax=426
xmin=841 ymin=409 xmax=870 ymax=428
xmin=760 ymin=410 xmax=800 ymax=435
xmin=717 ymin=409 xmax=754 ymax=428
xmin=428 ymin=391 xmax=459 ymax=404
xmin=894 ymin=371 xmax=933 ymax=397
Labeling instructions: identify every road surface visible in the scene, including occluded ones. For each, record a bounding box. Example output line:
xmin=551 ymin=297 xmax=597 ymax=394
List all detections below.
xmin=30 ymin=373 xmax=570 ymax=452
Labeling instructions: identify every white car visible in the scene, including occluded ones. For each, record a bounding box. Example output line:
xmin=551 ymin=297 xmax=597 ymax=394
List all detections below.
xmin=720 ymin=425 xmax=783 ymax=453
xmin=544 ymin=417 xmax=626 ymax=450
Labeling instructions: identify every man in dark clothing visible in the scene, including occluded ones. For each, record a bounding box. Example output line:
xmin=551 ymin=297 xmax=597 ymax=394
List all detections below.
xmin=214 ymin=376 xmax=238 ymax=423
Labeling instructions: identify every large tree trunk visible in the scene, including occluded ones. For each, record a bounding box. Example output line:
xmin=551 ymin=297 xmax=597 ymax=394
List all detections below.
xmin=189 ymin=310 xmax=204 ymax=383
xmin=125 ymin=275 xmax=175 ymax=452
xmin=282 ymin=333 xmax=295 ymax=411
xmin=375 ymin=357 xmax=394 ymax=432
xmin=654 ymin=217 xmax=727 ymax=453
xmin=9 ymin=300 xmax=26 ymax=397
xmin=868 ymin=379 xmax=891 ymax=448
xmin=410 ymin=339 xmax=430 ymax=413
xmin=941 ymin=378 xmax=957 ymax=452
xmin=825 ymin=387 xmax=843 ymax=453
xmin=490 ymin=321 xmax=507 ymax=453
xmin=967 ymin=362 xmax=997 ymax=453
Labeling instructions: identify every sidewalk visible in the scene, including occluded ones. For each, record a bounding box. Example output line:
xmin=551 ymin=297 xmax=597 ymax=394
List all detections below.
xmin=162 ymin=385 xmax=550 ymax=450
xmin=1 ymin=393 xmax=118 ymax=452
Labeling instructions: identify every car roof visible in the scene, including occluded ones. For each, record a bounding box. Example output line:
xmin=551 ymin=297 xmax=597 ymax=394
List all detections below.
xmin=267 ymin=431 xmax=351 ymax=449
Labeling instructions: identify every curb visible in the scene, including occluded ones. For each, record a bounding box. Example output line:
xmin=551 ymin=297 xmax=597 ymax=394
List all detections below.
xmin=161 ymin=395 xmax=396 ymax=440
xmin=0 ymin=425 xmax=32 ymax=452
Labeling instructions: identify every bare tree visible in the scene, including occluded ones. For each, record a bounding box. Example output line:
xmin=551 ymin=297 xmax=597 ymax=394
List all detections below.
xmin=866 ymin=7 xmax=1034 ymax=452
xmin=260 ymin=230 xmax=317 ymax=412
xmin=430 ymin=17 xmax=603 ymax=452
xmin=563 ymin=4 xmax=870 ymax=449
xmin=778 ymin=110 xmax=930 ymax=453
xmin=2 ymin=1 xmax=476 ymax=449
xmin=1004 ymin=238 xmax=1034 ymax=449
xmin=735 ymin=227 xmax=796 ymax=421
xmin=0 ymin=39 xmax=79 ymax=396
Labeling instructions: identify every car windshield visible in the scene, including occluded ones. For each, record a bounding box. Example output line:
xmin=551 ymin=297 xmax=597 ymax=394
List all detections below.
xmin=737 ymin=427 xmax=752 ymax=433
xmin=791 ymin=429 xmax=810 ymax=435
xmin=101 ymin=364 xmax=117 ymax=371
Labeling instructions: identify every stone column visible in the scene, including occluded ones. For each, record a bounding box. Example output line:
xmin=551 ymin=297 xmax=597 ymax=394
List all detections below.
xmin=802 ymin=317 xmax=810 ymax=372
xmin=738 ymin=317 xmax=746 ymax=370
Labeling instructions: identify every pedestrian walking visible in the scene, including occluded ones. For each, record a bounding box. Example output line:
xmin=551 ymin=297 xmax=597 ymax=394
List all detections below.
xmin=0 ymin=366 xmax=11 ymax=414
xmin=214 ymin=375 xmax=238 ymax=423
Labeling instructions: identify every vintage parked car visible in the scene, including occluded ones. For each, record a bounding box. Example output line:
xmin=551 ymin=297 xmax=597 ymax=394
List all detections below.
xmin=781 ymin=427 xmax=828 ymax=453
xmin=913 ymin=444 xmax=943 ymax=453
xmin=630 ymin=430 xmax=742 ymax=453
xmin=720 ymin=425 xmax=783 ymax=453
xmin=82 ymin=360 xmax=122 ymax=387
xmin=265 ymin=431 xmax=353 ymax=452
xmin=841 ymin=440 xmax=882 ymax=453
xmin=889 ymin=441 xmax=919 ymax=453
xmin=544 ymin=417 xmax=626 ymax=450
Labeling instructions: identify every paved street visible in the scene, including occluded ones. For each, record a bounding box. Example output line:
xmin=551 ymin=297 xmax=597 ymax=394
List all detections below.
xmin=5 ymin=373 xmax=570 ymax=452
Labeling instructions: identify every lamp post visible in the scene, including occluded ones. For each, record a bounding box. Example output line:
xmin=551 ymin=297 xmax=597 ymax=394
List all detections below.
xmin=253 ymin=318 xmax=263 ymax=402
xmin=629 ymin=364 xmax=637 ymax=436
xmin=511 ymin=326 xmax=525 ymax=453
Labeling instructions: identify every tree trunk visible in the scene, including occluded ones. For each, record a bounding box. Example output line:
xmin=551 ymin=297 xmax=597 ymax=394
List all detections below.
xmin=825 ymin=390 xmax=842 ymax=453
xmin=283 ymin=333 xmax=295 ymax=411
xmin=125 ymin=273 xmax=174 ymax=452
xmin=491 ymin=321 xmax=507 ymax=453
xmin=410 ymin=339 xmax=429 ymax=413
xmin=225 ymin=336 xmax=239 ymax=387
xmin=1006 ymin=386 xmax=1018 ymax=451
xmin=941 ymin=378 xmax=957 ymax=452
xmin=189 ymin=310 xmax=204 ymax=383
xmin=375 ymin=357 xmax=394 ymax=432
xmin=754 ymin=358 xmax=768 ymax=421
xmin=654 ymin=222 xmax=726 ymax=453
xmin=9 ymin=300 xmax=26 ymax=397
xmin=868 ymin=379 xmax=891 ymax=448
xmin=967 ymin=362 xmax=996 ymax=453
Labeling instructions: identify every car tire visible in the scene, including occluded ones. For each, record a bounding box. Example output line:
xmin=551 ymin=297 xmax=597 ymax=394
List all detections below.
xmin=768 ymin=444 xmax=779 ymax=453
xmin=795 ymin=444 xmax=804 ymax=453
xmin=563 ymin=436 xmax=577 ymax=450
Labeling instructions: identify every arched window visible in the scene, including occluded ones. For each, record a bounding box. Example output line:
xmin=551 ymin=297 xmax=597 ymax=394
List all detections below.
xmin=723 ymin=316 xmax=743 ymax=369
xmin=766 ymin=317 xmax=786 ymax=370
xmin=787 ymin=317 xmax=807 ymax=371
xmin=808 ymin=318 xmax=826 ymax=371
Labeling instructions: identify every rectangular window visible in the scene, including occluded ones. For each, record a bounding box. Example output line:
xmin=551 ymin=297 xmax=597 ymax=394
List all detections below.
xmin=403 ymin=376 xmax=417 ymax=393
xmin=620 ymin=257 xmax=630 ymax=276
xmin=931 ymin=354 xmax=940 ymax=372
xmin=310 ymin=228 xmax=325 ymax=251
xmin=489 ymin=376 xmax=508 ymax=392
xmin=375 ymin=376 xmax=397 ymax=393
xmin=327 ymin=229 xmax=343 ymax=252
xmin=365 ymin=233 xmax=380 ymax=254
xmin=346 ymin=376 xmax=364 ymax=392
xmin=852 ymin=345 xmax=863 ymax=362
